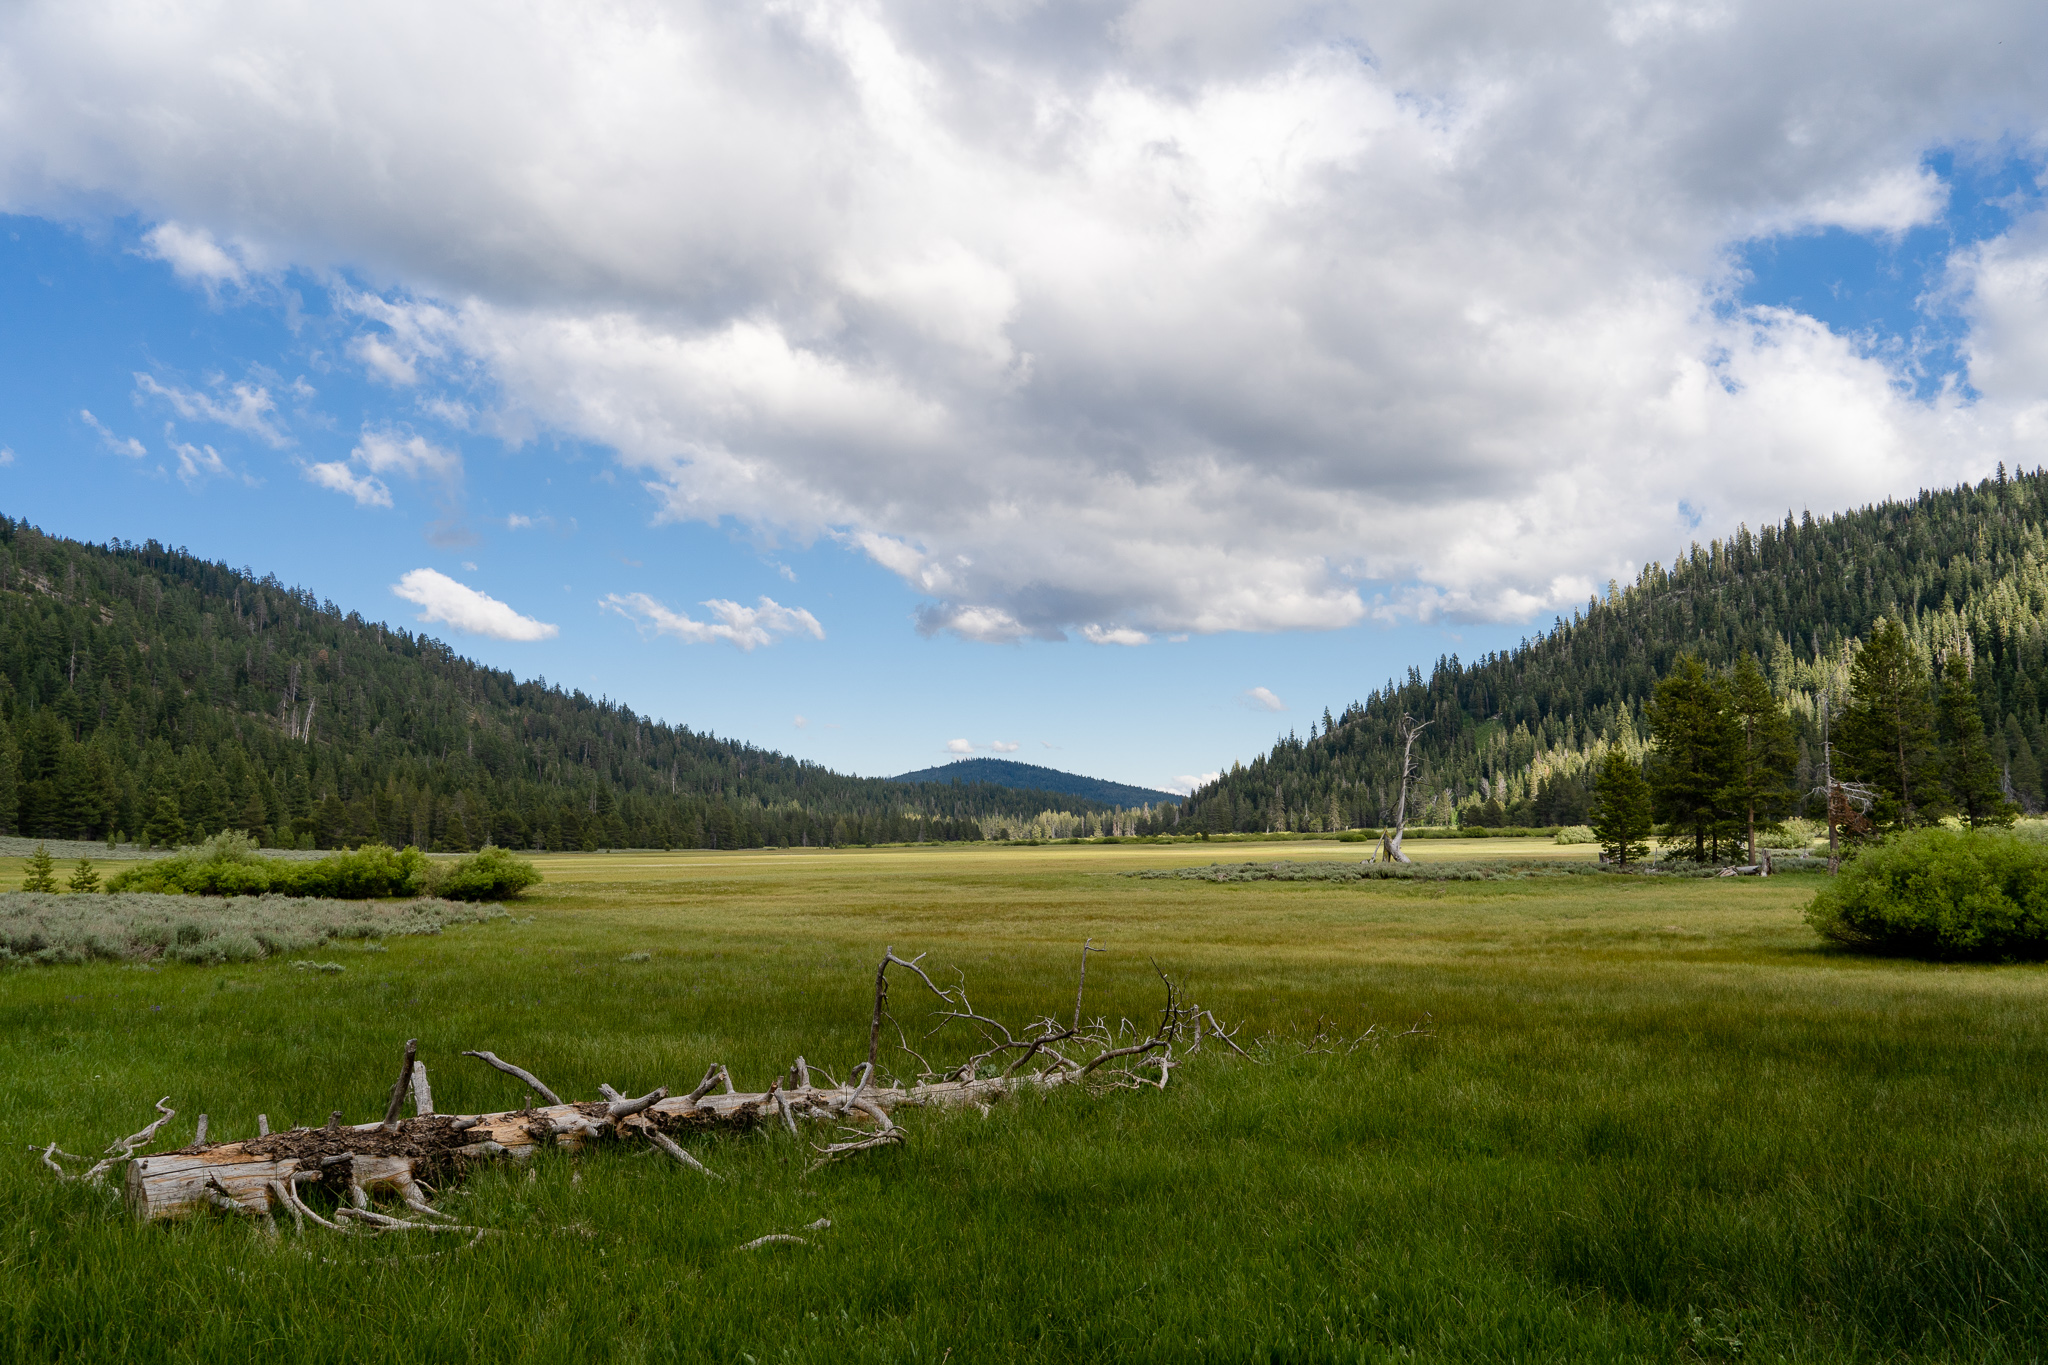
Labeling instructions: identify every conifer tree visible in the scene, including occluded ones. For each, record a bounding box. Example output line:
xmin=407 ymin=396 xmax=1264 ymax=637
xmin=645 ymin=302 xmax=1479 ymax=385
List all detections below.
xmin=1646 ymin=655 xmax=1737 ymax=860
xmin=1591 ymin=747 xmax=1652 ymax=867
xmin=1837 ymin=618 xmax=1945 ymax=828
xmin=1721 ymin=653 xmax=1797 ymax=863
xmin=1938 ymin=656 xmax=2016 ymax=828
xmin=0 ymin=720 xmax=16 ymax=838
xmin=67 ymin=857 xmax=99 ymax=894
xmin=20 ymin=842 xmax=57 ymax=893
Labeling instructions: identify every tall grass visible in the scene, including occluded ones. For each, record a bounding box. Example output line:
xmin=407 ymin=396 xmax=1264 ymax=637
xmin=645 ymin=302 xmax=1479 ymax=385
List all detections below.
xmin=2 ymin=841 xmax=2043 ymax=1361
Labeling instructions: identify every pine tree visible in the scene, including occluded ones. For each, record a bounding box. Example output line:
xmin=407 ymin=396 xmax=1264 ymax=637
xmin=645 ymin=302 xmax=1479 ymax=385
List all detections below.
xmin=20 ymin=842 xmax=58 ymax=893
xmin=67 ymin=858 xmax=100 ymax=894
xmin=1938 ymin=656 xmax=2017 ymax=827
xmin=2006 ymin=715 xmax=2044 ymax=814
xmin=1591 ymin=747 xmax=1653 ymax=867
xmin=1721 ymin=653 xmax=1798 ymax=863
xmin=142 ymin=794 xmax=186 ymax=850
xmin=0 ymin=720 xmax=17 ymax=838
xmin=1837 ymin=618 xmax=1945 ymax=828
xmin=1646 ymin=655 xmax=1737 ymax=861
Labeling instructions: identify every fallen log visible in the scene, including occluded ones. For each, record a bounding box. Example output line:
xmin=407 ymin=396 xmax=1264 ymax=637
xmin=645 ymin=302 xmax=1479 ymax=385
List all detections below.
xmin=55 ymin=943 xmax=1233 ymax=1233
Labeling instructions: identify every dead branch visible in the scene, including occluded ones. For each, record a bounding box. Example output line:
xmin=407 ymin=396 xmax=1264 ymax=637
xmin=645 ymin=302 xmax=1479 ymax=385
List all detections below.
xmin=461 ymin=1050 xmax=563 ymax=1106
xmin=381 ymin=1039 xmax=419 ymax=1130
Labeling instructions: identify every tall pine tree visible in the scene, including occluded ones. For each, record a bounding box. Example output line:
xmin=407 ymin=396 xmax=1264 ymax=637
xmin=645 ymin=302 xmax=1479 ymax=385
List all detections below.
xmin=1938 ymin=655 xmax=2017 ymax=827
xmin=1837 ymin=618 xmax=1945 ymax=829
xmin=1721 ymin=653 xmax=1798 ymax=863
xmin=1591 ymin=746 xmax=1653 ymax=867
xmin=1646 ymin=655 xmax=1737 ymax=861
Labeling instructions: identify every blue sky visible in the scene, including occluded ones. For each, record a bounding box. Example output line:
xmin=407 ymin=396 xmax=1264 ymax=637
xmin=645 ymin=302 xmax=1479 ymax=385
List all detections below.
xmin=1 ymin=3 xmax=2043 ymax=795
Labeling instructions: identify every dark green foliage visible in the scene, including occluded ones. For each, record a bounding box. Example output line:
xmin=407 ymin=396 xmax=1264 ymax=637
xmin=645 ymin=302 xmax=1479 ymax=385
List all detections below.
xmin=1806 ymin=828 xmax=2048 ymax=959
xmin=1723 ymin=653 xmax=1798 ymax=861
xmin=1185 ymin=467 xmax=2048 ymax=830
xmin=1591 ymin=747 xmax=1653 ymax=867
xmin=1837 ymin=618 xmax=1946 ymax=828
xmin=1939 ymin=656 xmax=2017 ymax=827
xmin=1646 ymin=656 xmax=1738 ymax=860
xmin=0 ymin=514 xmax=1135 ymax=853
xmin=19 ymin=844 xmax=56 ymax=893
xmin=889 ymin=758 xmax=1181 ymax=808
xmin=102 ymin=832 xmax=541 ymax=900
xmin=63 ymin=858 xmax=97 ymax=895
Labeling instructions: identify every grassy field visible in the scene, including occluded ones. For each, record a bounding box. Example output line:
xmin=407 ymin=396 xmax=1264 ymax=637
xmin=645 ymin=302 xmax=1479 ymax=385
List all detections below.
xmin=3 ymin=839 xmax=2044 ymax=1362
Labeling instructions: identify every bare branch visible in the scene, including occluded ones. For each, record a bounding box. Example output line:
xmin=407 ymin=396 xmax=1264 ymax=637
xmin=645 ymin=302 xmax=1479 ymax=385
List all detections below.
xmin=461 ymin=1050 xmax=563 ymax=1106
xmin=382 ymin=1039 xmax=419 ymax=1130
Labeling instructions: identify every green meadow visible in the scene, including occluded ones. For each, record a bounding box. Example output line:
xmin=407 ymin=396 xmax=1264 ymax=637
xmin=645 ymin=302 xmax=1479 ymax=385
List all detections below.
xmin=3 ymin=839 xmax=2045 ymax=1362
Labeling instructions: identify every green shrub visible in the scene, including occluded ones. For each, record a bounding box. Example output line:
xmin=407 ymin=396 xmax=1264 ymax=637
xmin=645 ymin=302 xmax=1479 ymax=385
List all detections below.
xmin=103 ymin=833 xmax=538 ymax=901
xmin=1804 ymin=828 xmax=2048 ymax=960
xmin=431 ymin=846 xmax=543 ymax=901
xmin=1553 ymin=825 xmax=1596 ymax=845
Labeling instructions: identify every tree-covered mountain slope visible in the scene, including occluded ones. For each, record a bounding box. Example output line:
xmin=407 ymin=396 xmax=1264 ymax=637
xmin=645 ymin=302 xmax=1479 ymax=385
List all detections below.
xmin=888 ymin=759 xmax=1181 ymax=809
xmin=1182 ymin=466 xmax=2048 ymax=834
xmin=0 ymin=515 xmax=1131 ymax=851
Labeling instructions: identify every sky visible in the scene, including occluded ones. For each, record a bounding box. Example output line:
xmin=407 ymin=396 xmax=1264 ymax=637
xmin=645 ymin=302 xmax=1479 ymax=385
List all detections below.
xmin=1 ymin=1 xmax=2045 ymax=796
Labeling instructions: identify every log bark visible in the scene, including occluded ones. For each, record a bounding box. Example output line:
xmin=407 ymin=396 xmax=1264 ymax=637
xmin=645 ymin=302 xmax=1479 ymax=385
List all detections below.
xmin=123 ymin=1068 xmax=1101 ymax=1222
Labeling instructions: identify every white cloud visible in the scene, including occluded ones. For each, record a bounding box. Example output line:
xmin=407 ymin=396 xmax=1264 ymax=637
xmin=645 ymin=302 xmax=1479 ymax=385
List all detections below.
xmin=7 ymin=3 xmax=2047 ymax=633
xmin=304 ymin=459 xmax=391 ymax=507
xmin=506 ymin=513 xmax=533 ymax=528
xmin=303 ymin=426 xmax=462 ymax=508
xmin=989 ymin=740 xmax=1020 ymax=752
xmin=793 ymin=714 xmax=808 ymax=729
xmin=1244 ymin=686 xmax=1287 ymax=713
xmin=80 ymin=409 xmax=146 ymax=458
xmin=354 ymin=428 xmax=461 ymax=484
xmin=140 ymin=221 xmax=247 ymax=286
xmin=601 ymin=591 xmax=824 ymax=651
xmin=945 ymin=738 xmax=974 ymax=755
xmin=391 ymin=567 xmax=557 ymax=641
xmin=0 ymin=447 xmax=14 ymax=467
xmin=134 ymin=373 xmax=288 ymax=447
xmin=1080 ymin=625 xmax=1149 ymax=647
xmin=1165 ymin=772 xmax=1221 ymax=796
xmin=167 ymin=436 xmax=231 ymax=484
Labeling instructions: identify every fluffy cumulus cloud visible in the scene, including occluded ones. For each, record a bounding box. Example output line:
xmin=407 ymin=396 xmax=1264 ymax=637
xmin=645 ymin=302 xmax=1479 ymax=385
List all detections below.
xmin=7 ymin=2 xmax=2048 ymax=634
xmin=1244 ymin=686 xmax=1287 ymax=713
xmin=1165 ymin=771 xmax=1223 ymax=797
xmin=602 ymin=591 xmax=824 ymax=651
xmin=391 ymin=568 xmax=558 ymax=641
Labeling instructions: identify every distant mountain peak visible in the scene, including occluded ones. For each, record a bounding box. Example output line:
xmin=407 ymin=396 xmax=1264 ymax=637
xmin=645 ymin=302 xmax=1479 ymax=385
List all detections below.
xmin=888 ymin=758 xmax=1181 ymax=808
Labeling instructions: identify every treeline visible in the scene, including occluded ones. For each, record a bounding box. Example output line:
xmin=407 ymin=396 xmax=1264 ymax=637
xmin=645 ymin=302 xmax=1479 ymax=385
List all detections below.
xmin=0 ymin=515 xmax=1128 ymax=851
xmin=1185 ymin=465 xmax=2048 ymax=833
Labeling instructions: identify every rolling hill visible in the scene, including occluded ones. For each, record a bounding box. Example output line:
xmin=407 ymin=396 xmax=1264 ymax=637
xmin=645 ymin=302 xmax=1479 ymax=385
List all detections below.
xmin=1183 ymin=465 xmax=2048 ymax=833
xmin=889 ymin=758 xmax=1180 ymax=809
xmin=0 ymin=515 xmax=1140 ymax=851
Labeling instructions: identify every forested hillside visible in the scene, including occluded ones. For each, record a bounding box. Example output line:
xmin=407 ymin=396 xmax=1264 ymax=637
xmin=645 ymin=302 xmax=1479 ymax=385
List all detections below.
xmin=0 ymin=516 xmax=1127 ymax=850
xmin=889 ymin=759 xmax=1180 ymax=809
xmin=1183 ymin=466 xmax=2048 ymax=833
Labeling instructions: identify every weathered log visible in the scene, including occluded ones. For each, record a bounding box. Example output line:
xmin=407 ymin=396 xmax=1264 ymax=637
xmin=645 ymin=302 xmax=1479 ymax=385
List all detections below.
xmin=79 ymin=943 xmax=1225 ymax=1230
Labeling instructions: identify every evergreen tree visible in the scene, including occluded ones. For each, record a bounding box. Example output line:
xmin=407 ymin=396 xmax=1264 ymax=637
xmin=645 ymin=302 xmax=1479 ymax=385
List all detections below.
xmin=1721 ymin=653 xmax=1798 ymax=863
xmin=67 ymin=857 xmax=99 ymax=894
xmin=142 ymin=794 xmax=186 ymax=850
xmin=1837 ymin=618 xmax=1945 ymax=828
xmin=2005 ymin=715 xmax=2044 ymax=814
xmin=1646 ymin=655 xmax=1737 ymax=861
xmin=1591 ymin=747 xmax=1653 ymax=867
xmin=20 ymin=842 xmax=57 ymax=893
xmin=1938 ymin=656 xmax=2017 ymax=827
xmin=0 ymin=719 xmax=16 ymax=837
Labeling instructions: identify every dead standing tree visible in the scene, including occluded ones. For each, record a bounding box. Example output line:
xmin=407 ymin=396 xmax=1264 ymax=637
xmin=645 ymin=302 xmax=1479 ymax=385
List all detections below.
xmin=41 ymin=945 xmax=1242 ymax=1235
xmin=1375 ymin=714 xmax=1432 ymax=864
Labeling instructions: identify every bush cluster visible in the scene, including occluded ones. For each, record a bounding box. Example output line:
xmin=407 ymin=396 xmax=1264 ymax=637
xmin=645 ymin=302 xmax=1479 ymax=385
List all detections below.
xmin=1805 ymin=828 xmax=2048 ymax=959
xmin=103 ymin=832 xmax=541 ymax=901
xmin=0 ymin=891 xmax=509 ymax=966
